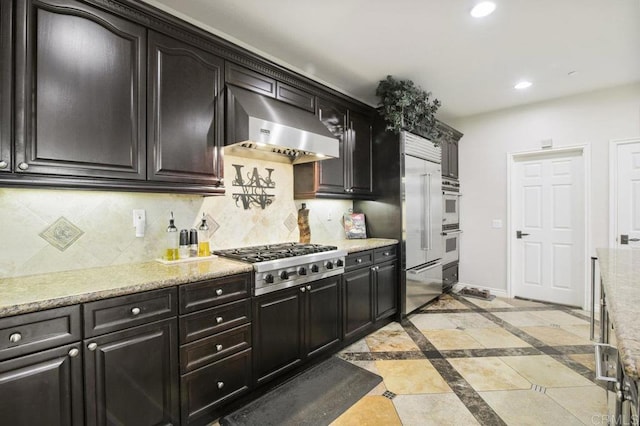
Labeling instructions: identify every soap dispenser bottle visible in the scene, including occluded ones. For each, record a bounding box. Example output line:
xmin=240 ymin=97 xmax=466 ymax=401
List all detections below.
xmin=197 ymin=213 xmax=210 ymax=257
xmin=166 ymin=212 xmax=179 ymax=261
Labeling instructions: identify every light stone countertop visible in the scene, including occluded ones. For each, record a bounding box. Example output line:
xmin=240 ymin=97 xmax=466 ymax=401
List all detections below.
xmin=597 ymin=248 xmax=640 ymax=380
xmin=0 ymin=239 xmax=398 ymax=319
xmin=0 ymin=257 xmax=252 ymax=318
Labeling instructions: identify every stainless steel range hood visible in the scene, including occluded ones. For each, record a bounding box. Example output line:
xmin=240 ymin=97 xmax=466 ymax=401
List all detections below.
xmin=225 ymin=85 xmax=339 ymax=164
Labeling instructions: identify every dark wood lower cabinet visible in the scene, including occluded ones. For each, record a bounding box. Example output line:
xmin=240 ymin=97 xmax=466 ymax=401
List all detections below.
xmin=343 ymin=267 xmax=374 ymax=340
xmin=375 ymin=261 xmax=398 ymax=320
xmin=180 ymin=348 xmax=252 ymax=425
xmin=0 ymin=342 xmax=84 ymax=426
xmin=253 ymin=276 xmax=342 ymax=386
xmin=84 ymin=318 xmax=179 ymax=426
xmin=253 ymin=286 xmax=305 ymax=386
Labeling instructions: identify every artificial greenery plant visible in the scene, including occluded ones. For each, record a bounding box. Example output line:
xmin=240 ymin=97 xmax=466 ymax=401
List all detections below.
xmin=375 ymin=75 xmax=441 ymax=141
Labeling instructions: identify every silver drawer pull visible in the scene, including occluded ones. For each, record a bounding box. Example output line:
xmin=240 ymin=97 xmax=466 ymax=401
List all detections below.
xmin=306 ymin=285 xmax=311 ymax=290
xmin=383 ymin=252 xmax=390 ymax=256
xmin=217 ymin=381 xmax=224 ymax=389
xmin=0 ymin=160 xmax=7 ymax=169
xmin=9 ymin=333 xmax=22 ymax=343
xmin=87 ymin=343 xmax=98 ymax=351
xmin=216 ymin=289 xmax=223 ymax=296
xmin=594 ymin=343 xmax=617 ymax=382
xmin=131 ymin=307 xmax=141 ymax=315
xmin=17 ymin=162 xmax=29 ymax=171
xmin=68 ymin=348 xmax=79 ymax=358
xmin=300 ymin=287 xmax=306 ymax=292
xmin=356 ymin=258 xmax=362 ymax=263
xmin=216 ymin=317 xmax=223 ymax=324
xmin=216 ymin=344 xmax=223 ymax=351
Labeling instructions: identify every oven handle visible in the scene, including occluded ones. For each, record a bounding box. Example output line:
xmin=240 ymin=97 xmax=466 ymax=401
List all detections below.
xmin=442 ymin=230 xmax=463 ymax=236
xmin=443 ymin=191 xmax=462 ymax=196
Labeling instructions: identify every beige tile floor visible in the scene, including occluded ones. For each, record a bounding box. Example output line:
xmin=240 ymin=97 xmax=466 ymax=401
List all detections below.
xmin=332 ymin=293 xmax=607 ymax=425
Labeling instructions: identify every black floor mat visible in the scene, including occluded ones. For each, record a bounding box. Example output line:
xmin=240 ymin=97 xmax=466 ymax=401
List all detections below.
xmin=220 ymin=357 xmax=382 ymax=426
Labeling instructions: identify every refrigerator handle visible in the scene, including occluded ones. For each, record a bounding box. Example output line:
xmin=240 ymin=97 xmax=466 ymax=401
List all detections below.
xmin=421 ymin=173 xmax=430 ymax=251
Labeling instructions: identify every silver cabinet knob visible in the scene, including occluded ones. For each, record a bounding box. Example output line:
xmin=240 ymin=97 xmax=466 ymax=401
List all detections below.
xmin=131 ymin=307 xmax=141 ymax=315
xmin=216 ymin=317 xmax=223 ymax=324
xmin=17 ymin=162 xmax=29 ymax=171
xmin=87 ymin=342 xmax=98 ymax=351
xmin=9 ymin=333 xmax=22 ymax=343
xmin=0 ymin=160 xmax=7 ymax=169
xmin=300 ymin=287 xmax=306 ymax=292
xmin=68 ymin=348 xmax=79 ymax=357
xmin=215 ymin=344 xmax=223 ymax=351
xmin=215 ymin=289 xmax=223 ymax=296
xmin=306 ymin=285 xmax=311 ymax=290
xmin=217 ymin=381 xmax=224 ymax=389
xmin=383 ymin=252 xmax=390 ymax=256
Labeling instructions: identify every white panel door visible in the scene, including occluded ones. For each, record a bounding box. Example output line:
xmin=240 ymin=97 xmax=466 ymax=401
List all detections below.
xmin=511 ymin=151 xmax=585 ymax=306
xmin=614 ymin=141 xmax=640 ymax=248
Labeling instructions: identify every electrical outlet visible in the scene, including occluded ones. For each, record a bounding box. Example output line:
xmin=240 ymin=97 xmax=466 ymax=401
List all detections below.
xmin=133 ymin=209 xmax=146 ymax=237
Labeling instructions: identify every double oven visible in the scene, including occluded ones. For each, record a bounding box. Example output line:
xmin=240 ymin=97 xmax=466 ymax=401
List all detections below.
xmin=442 ymin=178 xmax=461 ymax=291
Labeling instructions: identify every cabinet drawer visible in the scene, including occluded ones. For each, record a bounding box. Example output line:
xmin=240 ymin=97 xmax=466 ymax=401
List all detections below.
xmin=180 ymin=324 xmax=251 ymax=373
xmin=345 ymin=250 xmax=373 ymax=271
xmin=180 ymin=299 xmax=251 ymax=344
xmin=0 ymin=306 xmax=81 ymax=361
xmin=83 ymin=287 xmax=177 ymax=337
xmin=374 ymin=245 xmax=397 ymax=263
xmin=181 ymin=348 xmax=252 ymax=425
xmin=179 ymin=273 xmax=251 ymax=314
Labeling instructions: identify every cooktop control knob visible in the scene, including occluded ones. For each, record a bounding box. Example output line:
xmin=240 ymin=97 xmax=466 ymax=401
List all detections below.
xmin=336 ymin=259 xmax=344 ymax=267
xmin=280 ymin=271 xmax=289 ymax=280
xmin=298 ymin=267 xmax=307 ymax=276
xmin=265 ymin=274 xmax=274 ymax=284
xmin=310 ymin=264 xmax=319 ymax=273
xmin=325 ymin=261 xmax=334 ymax=270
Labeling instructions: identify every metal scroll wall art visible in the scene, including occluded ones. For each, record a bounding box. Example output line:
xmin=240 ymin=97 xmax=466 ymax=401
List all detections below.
xmin=231 ymin=164 xmax=275 ymax=210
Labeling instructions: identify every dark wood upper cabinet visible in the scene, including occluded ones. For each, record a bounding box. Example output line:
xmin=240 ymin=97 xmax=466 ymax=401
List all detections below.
xmin=0 ymin=0 xmax=11 ymax=174
xmin=347 ymin=109 xmax=373 ymax=194
xmin=316 ymin=97 xmax=348 ymax=193
xmin=437 ymin=122 xmax=462 ymax=179
xmin=276 ymin=82 xmax=316 ymax=113
xmin=14 ymin=0 xmax=146 ymax=179
xmin=225 ymin=62 xmax=276 ymax=97
xmin=147 ymin=31 xmax=224 ymax=185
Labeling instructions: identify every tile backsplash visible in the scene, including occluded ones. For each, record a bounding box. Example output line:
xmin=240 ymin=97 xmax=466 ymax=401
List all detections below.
xmin=0 ymin=155 xmax=352 ymax=278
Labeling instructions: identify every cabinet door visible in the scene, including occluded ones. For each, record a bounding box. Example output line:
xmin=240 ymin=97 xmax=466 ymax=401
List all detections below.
xmin=0 ymin=0 xmax=11 ymax=173
xmin=449 ymin=139 xmax=459 ymax=179
xmin=84 ymin=319 xmax=179 ymax=426
xmin=0 ymin=343 xmax=83 ymax=426
xmin=375 ymin=261 xmax=398 ymax=320
xmin=347 ymin=109 xmax=373 ymax=195
xmin=440 ymin=138 xmax=450 ymax=177
xmin=306 ymin=276 xmax=341 ymax=358
xmin=148 ymin=31 xmax=224 ymax=185
xmin=343 ymin=267 xmax=373 ymax=340
xmin=253 ymin=287 xmax=304 ymax=386
xmin=14 ymin=0 xmax=146 ymax=179
xmin=316 ymin=97 xmax=347 ymax=194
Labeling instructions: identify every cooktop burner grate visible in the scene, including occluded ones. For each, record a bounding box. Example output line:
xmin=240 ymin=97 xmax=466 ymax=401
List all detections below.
xmin=214 ymin=242 xmax=339 ymax=263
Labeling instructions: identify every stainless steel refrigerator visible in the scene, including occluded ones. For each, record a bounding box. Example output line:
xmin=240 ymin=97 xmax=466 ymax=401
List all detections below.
xmin=402 ymin=132 xmax=443 ymax=313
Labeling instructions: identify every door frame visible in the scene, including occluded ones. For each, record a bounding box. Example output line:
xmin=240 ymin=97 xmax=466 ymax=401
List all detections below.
xmin=506 ymin=145 xmax=591 ymax=308
xmin=608 ymin=137 xmax=640 ymax=247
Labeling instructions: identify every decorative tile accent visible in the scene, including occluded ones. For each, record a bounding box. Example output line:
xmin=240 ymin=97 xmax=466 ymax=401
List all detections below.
xmin=284 ymin=213 xmax=297 ymax=232
xmin=203 ymin=214 xmax=220 ymax=238
xmin=39 ymin=217 xmax=84 ymax=251
xmin=382 ymin=390 xmax=397 ymax=400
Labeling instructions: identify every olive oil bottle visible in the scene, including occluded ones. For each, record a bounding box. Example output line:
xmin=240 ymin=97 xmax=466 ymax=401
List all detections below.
xmin=165 ymin=212 xmax=179 ymax=261
xmin=197 ymin=213 xmax=210 ymax=257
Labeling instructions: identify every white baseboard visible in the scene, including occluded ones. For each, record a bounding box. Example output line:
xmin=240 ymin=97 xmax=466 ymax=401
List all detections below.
xmin=451 ymin=282 xmax=509 ymax=299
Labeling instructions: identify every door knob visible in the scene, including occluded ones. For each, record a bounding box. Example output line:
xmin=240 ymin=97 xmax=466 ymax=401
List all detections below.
xmin=516 ymin=230 xmax=530 ymax=239
xmin=620 ymin=235 xmax=640 ymax=245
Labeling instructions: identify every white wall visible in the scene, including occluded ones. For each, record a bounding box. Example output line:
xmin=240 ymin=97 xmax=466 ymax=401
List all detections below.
xmin=452 ymin=83 xmax=640 ymax=293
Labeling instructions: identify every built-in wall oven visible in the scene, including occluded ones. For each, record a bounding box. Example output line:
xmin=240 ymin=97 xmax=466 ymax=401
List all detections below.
xmin=442 ymin=192 xmax=460 ymax=230
xmin=442 ymin=230 xmax=462 ymax=265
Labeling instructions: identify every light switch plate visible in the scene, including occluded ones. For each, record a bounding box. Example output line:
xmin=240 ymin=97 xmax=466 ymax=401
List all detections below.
xmin=492 ymin=219 xmax=503 ymax=229
xmin=133 ymin=209 xmax=146 ymax=237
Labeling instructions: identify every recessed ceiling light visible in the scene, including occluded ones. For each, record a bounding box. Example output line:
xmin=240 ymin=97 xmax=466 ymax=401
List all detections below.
xmin=514 ymin=81 xmax=533 ymax=90
xmin=470 ymin=2 xmax=497 ymax=18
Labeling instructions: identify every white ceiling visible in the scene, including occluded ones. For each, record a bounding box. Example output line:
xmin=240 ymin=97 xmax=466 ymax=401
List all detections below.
xmin=142 ymin=0 xmax=640 ymax=121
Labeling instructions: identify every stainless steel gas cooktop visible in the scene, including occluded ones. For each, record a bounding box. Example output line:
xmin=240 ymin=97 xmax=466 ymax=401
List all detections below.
xmin=214 ymin=242 xmax=347 ymax=295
